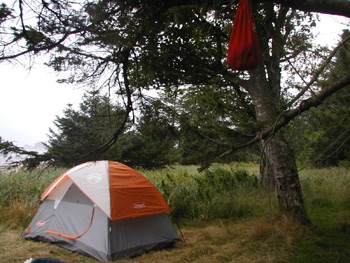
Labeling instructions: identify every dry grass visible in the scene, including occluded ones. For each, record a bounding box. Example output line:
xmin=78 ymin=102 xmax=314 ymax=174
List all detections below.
xmin=0 ymin=214 xmax=307 ymax=263
xmin=0 ymin=203 xmax=35 ymax=229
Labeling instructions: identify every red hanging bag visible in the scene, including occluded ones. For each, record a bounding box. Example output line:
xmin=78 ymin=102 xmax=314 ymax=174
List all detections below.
xmin=227 ymin=0 xmax=261 ymax=70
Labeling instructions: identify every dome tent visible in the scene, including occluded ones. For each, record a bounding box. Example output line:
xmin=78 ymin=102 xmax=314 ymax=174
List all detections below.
xmin=23 ymin=161 xmax=180 ymax=261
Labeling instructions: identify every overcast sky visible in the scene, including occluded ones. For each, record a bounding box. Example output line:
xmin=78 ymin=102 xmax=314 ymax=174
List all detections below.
xmin=0 ymin=14 xmax=348 ymax=148
xmin=0 ymin=62 xmax=84 ymax=147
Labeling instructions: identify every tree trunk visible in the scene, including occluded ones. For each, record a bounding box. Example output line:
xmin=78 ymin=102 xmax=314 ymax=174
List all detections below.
xmin=264 ymin=134 xmax=311 ymax=225
xmin=259 ymin=140 xmax=274 ymax=189
xmin=248 ymin=67 xmax=311 ymax=225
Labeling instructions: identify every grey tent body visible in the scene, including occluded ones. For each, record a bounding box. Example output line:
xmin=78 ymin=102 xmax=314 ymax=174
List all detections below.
xmin=22 ymin=161 xmax=180 ymax=261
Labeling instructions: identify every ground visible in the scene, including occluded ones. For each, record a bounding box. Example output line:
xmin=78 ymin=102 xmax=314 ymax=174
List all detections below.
xmin=0 ymin=215 xmax=306 ymax=263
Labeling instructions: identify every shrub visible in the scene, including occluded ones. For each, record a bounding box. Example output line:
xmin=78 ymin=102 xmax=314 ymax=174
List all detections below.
xmin=155 ymin=166 xmax=261 ymax=222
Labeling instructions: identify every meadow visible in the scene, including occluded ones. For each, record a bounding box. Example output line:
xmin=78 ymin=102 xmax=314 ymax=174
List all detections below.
xmin=0 ymin=163 xmax=349 ymax=262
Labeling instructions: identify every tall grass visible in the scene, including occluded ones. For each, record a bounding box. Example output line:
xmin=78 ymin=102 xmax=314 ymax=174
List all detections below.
xmin=0 ymin=167 xmax=65 ymax=228
xmin=142 ymin=163 xmax=276 ymax=224
xmin=0 ymin=167 xmax=65 ymax=207
xmin=1 ymin=163 xmax=349 ymax=230
xmin=299 ymin=167 xmax=350 ymax=230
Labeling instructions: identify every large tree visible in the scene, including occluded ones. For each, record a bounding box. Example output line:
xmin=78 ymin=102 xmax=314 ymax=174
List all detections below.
xmin=1 ymin=0 xmax=349 ymax=225
xmin=45 ymin=90 xmax=128 ymax=166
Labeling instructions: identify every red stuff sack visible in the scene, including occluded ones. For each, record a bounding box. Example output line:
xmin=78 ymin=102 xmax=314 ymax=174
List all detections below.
xmin=227 ymin=0 xmax=261 ymax=70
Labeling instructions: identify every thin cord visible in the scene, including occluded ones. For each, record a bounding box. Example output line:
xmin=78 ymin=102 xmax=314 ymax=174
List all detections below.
xmin=171 ymin=213 xmax=186 ymax=243
xmin=259 ymin=133 xmax=278 ymax=263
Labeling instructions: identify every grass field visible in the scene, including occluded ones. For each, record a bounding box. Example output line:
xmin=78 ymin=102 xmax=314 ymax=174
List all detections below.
xmin=0 ymin=163 xmax=349 ymax=262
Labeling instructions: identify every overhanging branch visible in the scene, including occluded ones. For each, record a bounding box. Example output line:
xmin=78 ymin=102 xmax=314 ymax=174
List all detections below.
xmin=269 ymin=0 xmax=350 ymax=18
xmin=287 ymin=33 xmax=350 ymax=107
xmin=161 ymin=0 xmax=350 ymax=18
xmin=217 ymin=74 xmax=350 ymax=160
xmin=77 ymin=48 xmax=133 ymax=160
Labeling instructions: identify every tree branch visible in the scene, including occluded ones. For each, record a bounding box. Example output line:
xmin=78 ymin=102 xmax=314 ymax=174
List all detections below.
xmin=287 ymin=33 xmax=350 ymax=107
xmin=269 ymin=0 xmax=350 ymax=18
xmin=0 ymin=29 xmax=81 ymax=61
xmin=0 ymin=137 xmax=51 ymax=169
xmin=162 ymin=0 xmax=350 ymax=18
xmin=217 ymin=74 xmax=350 ymax=161
xmin=77 ymin=48 xmax=133 ymax=160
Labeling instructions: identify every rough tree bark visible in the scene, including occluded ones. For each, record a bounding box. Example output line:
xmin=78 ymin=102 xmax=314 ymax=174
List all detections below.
xmin=246 ymin=57 xmax=311 ymax=224
xmin=264 ymin=134 xmax=310 ymax=225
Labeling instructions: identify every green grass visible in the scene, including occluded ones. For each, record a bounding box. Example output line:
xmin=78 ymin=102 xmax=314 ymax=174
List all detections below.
xmin=0 ymin=167 xmax=65 ymax=207
xmin=300 ymin=167 xmax=350 ymax=228
xmin=291 ymin=228 xmax=350 ymax=262
xmin=142 ymin=163 xmax=271 ymax=225
xmin=0 ymin=167 xmax=65 ymax=228
xmin=0 ymin=163 xmax=349 ymax=262
xmin=293 ymin=167 xmax=350 ymax=262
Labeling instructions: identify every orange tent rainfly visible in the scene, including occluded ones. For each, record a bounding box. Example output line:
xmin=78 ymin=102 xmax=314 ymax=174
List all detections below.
xmin=23 ymin=161 xmax=180 ymax=261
